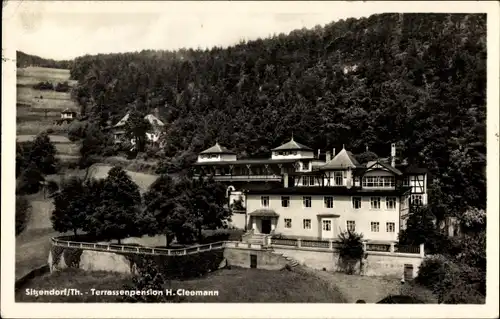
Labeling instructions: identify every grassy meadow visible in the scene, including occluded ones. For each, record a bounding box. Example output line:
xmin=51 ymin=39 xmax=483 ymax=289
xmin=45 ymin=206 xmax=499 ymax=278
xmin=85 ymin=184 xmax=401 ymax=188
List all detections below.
xmin=16 ymin=67 xmax=78 ymax=135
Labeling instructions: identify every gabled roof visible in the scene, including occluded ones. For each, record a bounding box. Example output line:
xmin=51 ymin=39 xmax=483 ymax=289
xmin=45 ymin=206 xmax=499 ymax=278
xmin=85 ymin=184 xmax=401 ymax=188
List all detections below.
xmin=365 ymin=160 xmax=403 ymax=176
xmin=61 ymin=108 xmax=76 ymax=114
xmin=114 ymin=113 xmax=165 ymax=127
xmin=200 ymin=142 xmax=235 ymax=155
xmin=271 ymin=137 xmax=313 ymax=151
xmin=319 ymin=148 xmax=361 ymax=170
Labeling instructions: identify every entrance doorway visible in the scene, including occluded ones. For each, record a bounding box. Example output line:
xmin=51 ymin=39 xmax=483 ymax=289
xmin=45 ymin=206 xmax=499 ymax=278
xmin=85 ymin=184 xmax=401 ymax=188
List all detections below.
xmin=261 ymin=219 xmax=272 ymax=234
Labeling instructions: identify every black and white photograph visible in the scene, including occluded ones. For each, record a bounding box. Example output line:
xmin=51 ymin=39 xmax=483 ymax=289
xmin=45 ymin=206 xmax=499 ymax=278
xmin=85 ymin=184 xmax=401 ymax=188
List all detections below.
xmin=2 ymin=1 xmax=499 ymax=318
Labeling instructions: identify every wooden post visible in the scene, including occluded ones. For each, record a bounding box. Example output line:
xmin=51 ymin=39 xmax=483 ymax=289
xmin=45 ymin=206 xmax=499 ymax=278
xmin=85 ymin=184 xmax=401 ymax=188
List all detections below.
xmin=390 ymin=243 xmax=395 ymax=253
xmin=297 ymin=238 xmax=302 ymax=248
xmin=419 ymin=243 xmax=425 ymax=257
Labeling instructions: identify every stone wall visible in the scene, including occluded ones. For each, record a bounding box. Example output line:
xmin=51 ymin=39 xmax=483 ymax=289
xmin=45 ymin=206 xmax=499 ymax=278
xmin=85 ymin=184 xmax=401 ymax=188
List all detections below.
xmin=223 ymin=247 xmax=288 ymax=270
xmin=48 ymin=241 xmax=422 ymax=279
xmin=273 ymin=246 xmax=423 ymax=279
xmin=48 ymin=245 xmax=289 ymax=275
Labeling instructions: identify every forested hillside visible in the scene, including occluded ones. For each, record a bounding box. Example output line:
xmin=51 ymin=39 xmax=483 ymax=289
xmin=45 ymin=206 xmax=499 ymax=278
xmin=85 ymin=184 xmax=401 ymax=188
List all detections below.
xmin=16 ymin=51 xmax=72 ymax=69
xmin=69 ymin=13 xmax=486 ymax=218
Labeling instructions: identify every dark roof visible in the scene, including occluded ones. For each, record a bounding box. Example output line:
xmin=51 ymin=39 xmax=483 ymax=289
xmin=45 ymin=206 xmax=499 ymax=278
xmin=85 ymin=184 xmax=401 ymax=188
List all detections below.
xmin=193 ymin=159 xmax=298 ymax=166
xmin=247 ymin=186 xmax=412 ymax=196
xmin=396 ymin=164 xmax=429 ymax=174
xmin=200 ymin=143 xmax=235 ymax=155
xmin=248 ymin=209 xmax=279 ymax=217
xmin=319 ymin=148 xmax=362 ymax=170
xmin=61 ymin=108 xmax=76 ymax=114
xmin=271 ymin=138 xmax=313 ymax=151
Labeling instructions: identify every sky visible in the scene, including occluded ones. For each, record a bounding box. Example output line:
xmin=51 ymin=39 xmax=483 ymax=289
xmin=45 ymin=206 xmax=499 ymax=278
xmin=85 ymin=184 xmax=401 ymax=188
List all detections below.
xmin=6 ymin=1 xmax=386 ymax=60
xmin=4 ymin=1 xmax=494 ymax=61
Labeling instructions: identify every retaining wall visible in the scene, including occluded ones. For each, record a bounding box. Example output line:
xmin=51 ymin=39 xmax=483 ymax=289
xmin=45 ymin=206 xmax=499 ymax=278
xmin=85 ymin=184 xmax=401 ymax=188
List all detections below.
xmin=272 ymin=246 xmax=423 ymax=279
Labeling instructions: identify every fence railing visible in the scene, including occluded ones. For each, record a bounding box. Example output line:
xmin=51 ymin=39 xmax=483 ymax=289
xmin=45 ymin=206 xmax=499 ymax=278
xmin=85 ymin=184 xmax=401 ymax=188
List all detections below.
xmin=395 ymin=244 xmax=421 ymax=254
xmin=51 ymin=237 xmax=241 ymax=257
xmin=365 ymin=243 xmax=391 ymax=252
xmin=52 ymin=235 xmax=423 ymax=258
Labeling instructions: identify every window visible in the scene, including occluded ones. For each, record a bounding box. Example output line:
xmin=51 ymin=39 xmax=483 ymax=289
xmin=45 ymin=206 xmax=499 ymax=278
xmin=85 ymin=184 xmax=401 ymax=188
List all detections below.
xmin=281 ymin=196 xmax=290 ymax=208
xmin=402 ymin=177 xmax=409 ymax=186
xmin=370 ymin=197 xmax=381 ymax=209
xmin=302 ymin=161 xmax=310 ymax=171
xmin=362 ymin=176 xmax=395 ymax=188
xmin=303 ymin=176 xmax=315 ymax=186
xmin=352 ymin=197 xmax=362 ymax=209
xmin=261 ymin=196 xmax=269 ymax=207
xmin=386 ymin=222 xmax=395 ymax=233
xmin=334 ymin=172 xmax=343 ymax=186
xmin=347 ymin=220 xmax=356 ymax=232
xmin=324 ymin=196 xmax=334 ymax=208
xmin=409 ymin=175 xmax=425 ymax=193
xmin=371 ymin=222 xmax=380 ymax=232
xmin=411 ymin=194 xmax=423 ymax=206
xmin=303 ymin=219 xmax=311 ymax=229
xmin=284 ymin=218 xmax=292 ymax=228
xmin=303 ymin=196 xmax=312 ymax=208
xmin=386 ymin=197 xmax=397 ymax=210
xmin=322 ymin=220 xmax=332 ymax=231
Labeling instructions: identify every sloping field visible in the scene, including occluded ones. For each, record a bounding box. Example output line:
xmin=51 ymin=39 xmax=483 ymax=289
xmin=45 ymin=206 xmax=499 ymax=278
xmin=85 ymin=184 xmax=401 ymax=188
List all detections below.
xmin=16 ymin=67 xmax=78 ymax=135
xmin=17 ymin=67 xmax=77 ymax=86
xmin=16 ymin=134 xmax=71 ymax=143
xmin=89 ymin=164 xmax=159 ymax=192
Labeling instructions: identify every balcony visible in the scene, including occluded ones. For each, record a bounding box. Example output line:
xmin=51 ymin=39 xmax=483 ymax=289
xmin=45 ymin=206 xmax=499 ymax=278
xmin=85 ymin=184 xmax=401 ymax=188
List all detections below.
xmin=194 ymin=174 xmax=283 ymax=182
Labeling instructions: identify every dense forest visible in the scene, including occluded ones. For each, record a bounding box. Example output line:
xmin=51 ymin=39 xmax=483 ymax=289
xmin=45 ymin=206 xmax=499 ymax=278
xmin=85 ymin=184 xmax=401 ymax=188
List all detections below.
xmin=69 ymin=13 xmax=486 ymax=219
xmin=16 ymin=51 xmax=72 ymax=69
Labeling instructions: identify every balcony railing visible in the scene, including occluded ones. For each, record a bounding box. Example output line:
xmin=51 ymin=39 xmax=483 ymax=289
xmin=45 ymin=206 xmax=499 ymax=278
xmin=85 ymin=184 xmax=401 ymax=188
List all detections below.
xmin=196 ymin=174 xmax=283 ymax=181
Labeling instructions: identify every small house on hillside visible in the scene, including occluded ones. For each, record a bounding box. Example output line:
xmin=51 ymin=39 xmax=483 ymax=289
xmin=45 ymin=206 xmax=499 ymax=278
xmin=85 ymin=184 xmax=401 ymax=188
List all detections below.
xmin=55 ymin=108 xmax=78 ymax=124
xmin=110 ymin=112 xmax=165 ymax=145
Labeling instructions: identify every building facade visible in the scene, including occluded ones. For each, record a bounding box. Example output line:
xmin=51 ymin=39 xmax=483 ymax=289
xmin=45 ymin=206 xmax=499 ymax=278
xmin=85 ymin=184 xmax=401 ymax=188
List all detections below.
xmin=192 ymin=138 xmax=428 ymax=243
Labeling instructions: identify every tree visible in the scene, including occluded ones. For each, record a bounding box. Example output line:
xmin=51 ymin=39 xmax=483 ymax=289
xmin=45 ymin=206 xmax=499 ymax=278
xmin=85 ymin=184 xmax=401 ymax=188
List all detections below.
xmin=337 ymin=230 xmax=365 ymax=274
xmin=125 ymin=110 xmax=152 ymax=153
xmin=144 ymin=174 xmax=179 ymax=247
xmin=16 ymin=163 xmax=45 ymax=195
xmin=84 ymin=166 xmax=151 ymax=243
xmin=29 ymin=132 xmax=58 ymax=175
xmin=79 ymin=124 xmax=113 ymax=168
xmin=186 ymin=177 xmax=232 ymax=241
xmin=16 ymin=196 xmax=31 ymax=236
xmin=51 ymin=177 xmax=89 ymax=236
xmin=398 ymin=206 xmax=445 ymax=254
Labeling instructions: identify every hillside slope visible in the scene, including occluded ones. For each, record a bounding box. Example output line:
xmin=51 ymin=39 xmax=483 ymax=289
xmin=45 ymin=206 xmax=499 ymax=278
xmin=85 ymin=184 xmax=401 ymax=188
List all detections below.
xmin=69 ymin=13 xmax=486 ymax=215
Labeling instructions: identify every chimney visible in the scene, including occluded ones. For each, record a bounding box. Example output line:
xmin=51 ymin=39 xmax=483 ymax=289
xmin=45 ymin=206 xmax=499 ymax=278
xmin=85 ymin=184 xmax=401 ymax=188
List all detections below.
xmin=317 ymin=149 xmax=320 ymax=158
xmin=332 ymin=148 xmax=336 ymax=157
xmin=283 ymin=173 xmax=289 ymax=188
xmin=326 ymin=151 xmax=331 ymax=162
xmin=391 ymin=143 xmax=396 ymax=167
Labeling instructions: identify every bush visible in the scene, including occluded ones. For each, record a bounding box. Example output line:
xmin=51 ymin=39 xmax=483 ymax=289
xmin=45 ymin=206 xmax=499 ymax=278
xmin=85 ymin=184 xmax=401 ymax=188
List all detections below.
xmin=16 ymin=196 xmax=31 ymax=236
xmin=416 ymin=255 xmax=485 ymax=304
xmin=120 ymin=259 xmax=182 ymax=303
xmin=33 ymin=81 xmax=54 ymax=91
xmin=337 ymin=230 xmax=364 ymax=275
xmin=17 ymin=164 xmax=45 ymax=195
